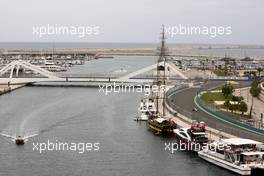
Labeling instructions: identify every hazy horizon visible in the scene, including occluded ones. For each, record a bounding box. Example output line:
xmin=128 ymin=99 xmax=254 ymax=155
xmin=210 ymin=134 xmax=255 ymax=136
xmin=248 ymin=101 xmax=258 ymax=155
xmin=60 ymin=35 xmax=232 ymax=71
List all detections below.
xmin=1 ymin=0 xmax=264 ymax=45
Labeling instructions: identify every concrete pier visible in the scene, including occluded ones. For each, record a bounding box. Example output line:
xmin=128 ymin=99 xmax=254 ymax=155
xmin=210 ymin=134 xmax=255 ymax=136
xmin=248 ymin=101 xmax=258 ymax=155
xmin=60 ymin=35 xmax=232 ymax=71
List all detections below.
xmin=0 ymin=84 xmax=25 ymax=95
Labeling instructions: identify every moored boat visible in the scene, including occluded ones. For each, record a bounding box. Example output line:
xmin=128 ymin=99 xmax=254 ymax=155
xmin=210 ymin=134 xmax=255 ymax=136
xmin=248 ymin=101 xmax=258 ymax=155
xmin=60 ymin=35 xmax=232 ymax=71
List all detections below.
xmin=135 ymin=97 xmax=156 ymax=121
xmin=148 ymin=116 xmax=177 ymax=135
xmin=174 ymin=121 xmax=208 ymax=145
xmin=198 ymin=138 xmax=264 ymax=175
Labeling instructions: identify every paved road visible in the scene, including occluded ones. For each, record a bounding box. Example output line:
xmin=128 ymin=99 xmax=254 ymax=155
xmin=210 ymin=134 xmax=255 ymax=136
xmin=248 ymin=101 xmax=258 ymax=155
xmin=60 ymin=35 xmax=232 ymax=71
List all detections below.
xmin=167 ymin=81 xmax=264 ymax=142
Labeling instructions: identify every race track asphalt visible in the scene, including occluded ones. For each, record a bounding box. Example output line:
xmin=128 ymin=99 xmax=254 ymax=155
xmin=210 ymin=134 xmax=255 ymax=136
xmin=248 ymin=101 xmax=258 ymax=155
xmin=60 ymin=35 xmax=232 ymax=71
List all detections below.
xmin=167 ymin=81 xmax=264 ymax=142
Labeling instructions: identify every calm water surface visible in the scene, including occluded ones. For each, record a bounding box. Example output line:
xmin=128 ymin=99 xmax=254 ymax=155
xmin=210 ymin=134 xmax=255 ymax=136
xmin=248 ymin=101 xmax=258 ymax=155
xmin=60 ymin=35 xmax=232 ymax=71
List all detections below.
xmin=0 ymin=56 xmax=238 ymax=176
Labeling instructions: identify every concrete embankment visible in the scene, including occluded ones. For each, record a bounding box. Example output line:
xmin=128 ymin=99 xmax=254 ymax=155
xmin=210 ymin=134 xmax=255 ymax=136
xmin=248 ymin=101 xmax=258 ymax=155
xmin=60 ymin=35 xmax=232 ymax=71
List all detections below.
xmin=0 ymin=84 xmax=25 ymax=95
xmin=3 ymin=46 xmax=264 ymax=60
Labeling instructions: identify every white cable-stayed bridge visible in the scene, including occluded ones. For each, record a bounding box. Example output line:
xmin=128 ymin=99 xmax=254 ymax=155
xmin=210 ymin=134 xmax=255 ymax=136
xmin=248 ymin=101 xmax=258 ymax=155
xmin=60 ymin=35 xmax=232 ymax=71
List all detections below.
xmin=0 ymin=60 xmax=252 ymax=87
xmin=0 ymin=60 xmax=188 ymax=86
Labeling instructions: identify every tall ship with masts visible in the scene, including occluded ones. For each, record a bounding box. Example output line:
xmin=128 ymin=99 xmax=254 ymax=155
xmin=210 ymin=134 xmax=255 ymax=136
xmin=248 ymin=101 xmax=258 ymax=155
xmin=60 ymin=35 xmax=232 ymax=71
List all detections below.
xmin=147 ymin=25 xmax=177 ymax=135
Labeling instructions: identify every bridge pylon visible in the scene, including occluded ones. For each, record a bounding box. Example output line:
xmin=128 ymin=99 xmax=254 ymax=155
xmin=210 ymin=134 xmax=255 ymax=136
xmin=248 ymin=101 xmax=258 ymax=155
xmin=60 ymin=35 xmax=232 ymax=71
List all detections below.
xmin=0 ymin=60 xmax=61 ymax=84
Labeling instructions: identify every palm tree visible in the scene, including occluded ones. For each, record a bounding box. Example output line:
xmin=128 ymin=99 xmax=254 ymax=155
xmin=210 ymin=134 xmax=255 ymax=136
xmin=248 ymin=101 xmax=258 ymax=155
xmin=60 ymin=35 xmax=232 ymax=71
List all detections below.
xmin=224 ymin=100 xmax=231 ymax=111
xmin=238 ymin=101 xmax=248 ymax=116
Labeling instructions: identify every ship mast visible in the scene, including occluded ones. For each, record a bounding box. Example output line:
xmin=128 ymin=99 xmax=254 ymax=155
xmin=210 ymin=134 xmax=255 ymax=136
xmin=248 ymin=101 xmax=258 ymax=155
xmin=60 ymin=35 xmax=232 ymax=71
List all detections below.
xmin=155 ymin=24 xmax=168 ymax=117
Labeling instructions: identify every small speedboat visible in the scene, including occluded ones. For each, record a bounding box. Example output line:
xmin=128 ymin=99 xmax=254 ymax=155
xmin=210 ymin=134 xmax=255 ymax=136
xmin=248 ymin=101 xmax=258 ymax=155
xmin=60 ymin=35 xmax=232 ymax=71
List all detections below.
xmin=15 ymin=136 xmax=25 ymax=145
xmin=0 ymin=133 xmax=38 ymax=145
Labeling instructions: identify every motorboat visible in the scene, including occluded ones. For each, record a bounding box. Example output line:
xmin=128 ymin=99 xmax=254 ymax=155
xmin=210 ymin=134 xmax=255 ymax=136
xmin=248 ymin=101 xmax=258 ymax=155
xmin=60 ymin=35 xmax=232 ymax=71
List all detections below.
xmin=198 ymin=138 xmax=264 ymax=175
xmin=39 ymin=59 xmax=67 ymax=72
xmin=40 ymin=65 xmax=67 ymax=72
xmin=0 ymin=133 xmax=38 ymax=146
xmin=174 ymin=121 xmax=208 ymax=147
xmin=15 ymin=136 xmax=25 ymax=145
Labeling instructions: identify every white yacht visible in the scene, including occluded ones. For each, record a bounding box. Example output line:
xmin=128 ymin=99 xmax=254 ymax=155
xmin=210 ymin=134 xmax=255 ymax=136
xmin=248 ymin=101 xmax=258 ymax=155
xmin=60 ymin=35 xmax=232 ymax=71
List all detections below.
xmin=41 ymin=65 xmax=66 ymax=72
xmin=44 ymin=59 xmax=55 ymax=66
xmin=198 ymin=138 xmax=264 ymax=175
xmin=173 ymin=121 xmax=208 ymax=148
xmin=135 ymin=97 xmax=157 ymax=121
xmin=40 ymin=59 xmax=67 ymax=72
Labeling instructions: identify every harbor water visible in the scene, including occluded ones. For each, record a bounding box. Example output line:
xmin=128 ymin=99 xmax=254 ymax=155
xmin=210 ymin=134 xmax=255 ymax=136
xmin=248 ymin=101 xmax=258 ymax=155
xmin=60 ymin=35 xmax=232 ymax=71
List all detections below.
xmin=0 ymin=56 xmax=238 ymax=176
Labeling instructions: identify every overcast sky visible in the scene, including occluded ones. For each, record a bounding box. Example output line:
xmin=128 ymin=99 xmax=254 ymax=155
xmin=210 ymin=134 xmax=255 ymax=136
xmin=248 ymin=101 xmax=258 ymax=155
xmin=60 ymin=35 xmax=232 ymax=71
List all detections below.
xmin=0 ymin=0 xmax=263 ymax=44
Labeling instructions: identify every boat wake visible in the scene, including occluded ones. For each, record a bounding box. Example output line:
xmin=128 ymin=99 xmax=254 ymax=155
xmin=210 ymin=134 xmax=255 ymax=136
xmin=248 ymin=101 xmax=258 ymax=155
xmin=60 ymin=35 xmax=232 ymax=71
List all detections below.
xmin=0 ymin=132 xmax=39 ymax=143
xmin=0 ymin=111 xmax=85 ymax=144
xmin=38 ymin=112 xmax=86 ymax=134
